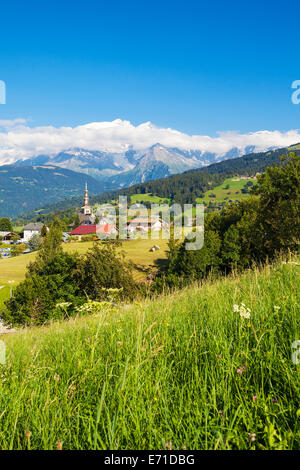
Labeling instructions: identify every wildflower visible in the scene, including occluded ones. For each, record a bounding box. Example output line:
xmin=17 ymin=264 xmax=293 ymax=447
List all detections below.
xmin=25 ymin=429 xmax=31 ymax=440
xmin=237 ymin=368 xmax=243 ymax=374
xmin=217 ymin=354 xmax=221 ymax=359
xmin=117 ymin=341 xmax=122 ymax=346
xmin=164 ymin=441 xmax=173 ymax=450
xmin=56 ymin=302 xmax=72 ymax=309
xmin=154 ymin=397 xmax=158 ymax=401
xmin=54 ymin=374 xmax=60 ymax=382
xmin=247 ymin=433 xmax=256 ymax=442
xmin=242 ymin=366 xmax=247 ymax=371
xmin=274 ymin=305 xmax=280 ymax=310
xmin=239 ymin=305 xmax=251 ymax=319
xmin=253 ymin=395 xmax=257 ymax=401
xmin=272 ymin=398 xmax=278 ymax=403
xmin=233 ymin=303 xmax=251 ymax=319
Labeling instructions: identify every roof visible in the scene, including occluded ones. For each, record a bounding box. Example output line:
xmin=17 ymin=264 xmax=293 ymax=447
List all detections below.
xmin=70 ymin=225 xmax=97 ymax=235
xmin=23 ymin=222 xmax=44 ymax=231
xmin=96 ymin=224 xmax=117 ymax=234
xmin=70 ymin=224 xmax=117 ymax=236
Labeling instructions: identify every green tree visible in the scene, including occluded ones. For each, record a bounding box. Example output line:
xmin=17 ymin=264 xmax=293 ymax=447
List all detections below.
xmin=28 ymin=233 xmax=42 ymax=252
xmin=75 ymin=242 xmax=138 ymax=301
xmin=0 ymin=218 xmax=13 ymax=231
xmin=2 ymin=251 xmax=81 ymax=326
xmin=40 ymin=224 xmax=48 ymax=238
xmin=254 ymin=152 xmax=300 ymax=258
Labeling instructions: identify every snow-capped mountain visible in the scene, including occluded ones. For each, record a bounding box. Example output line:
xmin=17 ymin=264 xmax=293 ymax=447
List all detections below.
xmin=15 ymin=143 xmax=260 ymax=188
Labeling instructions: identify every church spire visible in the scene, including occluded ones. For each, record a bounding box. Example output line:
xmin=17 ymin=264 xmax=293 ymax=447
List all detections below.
xmin=84 ymin=182 xmax=89 ymax=207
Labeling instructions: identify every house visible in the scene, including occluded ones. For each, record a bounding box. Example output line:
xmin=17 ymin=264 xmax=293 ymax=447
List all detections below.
xmin=0 ymin=231 xmax=18 ymax=242
xmin=23 ymin=223 xmax=44 ymax=242
xmin=127 ymin=217 xmax=169 ymax=234
xmin=70 ymin=225 xmax=97 ymax=238
xmin=97 ymin=223 xmax=118 ymax=238
xmin=70 ymin=223 xmax=118 ymax=240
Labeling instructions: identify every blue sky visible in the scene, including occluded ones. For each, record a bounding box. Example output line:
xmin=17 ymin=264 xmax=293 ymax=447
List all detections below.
xmin=0 ymin=0 xmax=300 ymax=135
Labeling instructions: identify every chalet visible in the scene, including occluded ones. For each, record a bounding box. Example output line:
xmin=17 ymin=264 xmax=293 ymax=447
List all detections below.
xmin=127 ymin=217 xmax=169 ymax=234
xmin=0 ymin=231 xmax=18 ymax=242
xmin=23 ymin=222 xmax=44 ymax=242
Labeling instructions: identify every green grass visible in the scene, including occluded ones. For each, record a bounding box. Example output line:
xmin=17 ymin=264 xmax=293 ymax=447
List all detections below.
xmin=0 ymin=239 xmax=169 ymax=285
xmin=0 ymin=258 xmax=299 ymax=450
xmin=196 ymin=177 xmax=256 ymax=205
xmin=130 ymin=193 xmax=170 ymax=204
xmin=0 ymin=284 xmax=10 ymax=310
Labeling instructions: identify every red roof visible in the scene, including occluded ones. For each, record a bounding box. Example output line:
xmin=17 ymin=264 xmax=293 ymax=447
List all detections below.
xmin=70 ymin=225 xmax=97 ymax=235
xmin=70 ymin=224 xmax=117 ymax=236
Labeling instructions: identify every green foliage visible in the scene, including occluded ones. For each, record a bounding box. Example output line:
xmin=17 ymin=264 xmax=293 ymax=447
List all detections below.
xmin=1 ymin=233 xmax=138 ymax=326
xmin=2 ymin=251 xmax=81 ymax=326
xmin=27 ymin=233 xmax=42 ymax=252
xmin=0 ymin=218 xmax=13 ymax=231
xmin=253 ymin=152 xmax=300 ymax=257
xmin=75 ymin=242 xmax=138 ymax=302
xmin=40 ymin=224 xmax=48 ymax=238
xmin=157 ymin=153 xmax=300 ymax=285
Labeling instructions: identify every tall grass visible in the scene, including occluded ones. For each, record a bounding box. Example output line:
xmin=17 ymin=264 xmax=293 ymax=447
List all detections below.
xmin=0 ymin=259 xmax=299 ymax=450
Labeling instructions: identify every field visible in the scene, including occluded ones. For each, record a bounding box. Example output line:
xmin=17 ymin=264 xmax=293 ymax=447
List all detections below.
xmin=196 ymin=177 xmax=256 ymax=205
xmin=0 ymin=239 xmax=170 ymax=286
xmin=130 ymin=193 xmax=170 ymax=204
xmin=0 ymin=258 xmax=299 ymax=449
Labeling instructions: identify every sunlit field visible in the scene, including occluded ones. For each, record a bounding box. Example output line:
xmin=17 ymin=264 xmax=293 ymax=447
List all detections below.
xmin=0 ymin=238 xmax=170 ymax=286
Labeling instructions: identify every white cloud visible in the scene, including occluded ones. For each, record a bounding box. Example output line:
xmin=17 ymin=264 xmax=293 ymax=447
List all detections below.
xmin=0 ymin=118 xmax=299 ymax=164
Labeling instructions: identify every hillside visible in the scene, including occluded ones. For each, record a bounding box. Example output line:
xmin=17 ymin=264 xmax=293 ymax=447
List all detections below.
xmin=0 ymin=258 xmax=299 ymax=450
xmin=0 ymin=165 xmax=109 ymax=217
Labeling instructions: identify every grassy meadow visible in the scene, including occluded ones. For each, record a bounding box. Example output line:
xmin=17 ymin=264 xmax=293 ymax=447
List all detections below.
xmin=196 ymin=177 xmax=256 ymax=205
xmin=0 ymin=258 xmax=299 ymax=450
xmin=0 ymin=238 xmax=169 ymax=286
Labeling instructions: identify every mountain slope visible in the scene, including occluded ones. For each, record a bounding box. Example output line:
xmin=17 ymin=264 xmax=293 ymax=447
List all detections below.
xmin=0 ymin=165 xmax=108 ymax=217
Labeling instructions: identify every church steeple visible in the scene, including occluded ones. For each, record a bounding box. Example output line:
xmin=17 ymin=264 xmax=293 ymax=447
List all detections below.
xmin=82 ymin=182 xmax=92 ymax=215
xmin=83 ymin=182 xmax=89 ymax=207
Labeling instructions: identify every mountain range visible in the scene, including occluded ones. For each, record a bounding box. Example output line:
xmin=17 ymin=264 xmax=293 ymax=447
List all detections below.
xmin=16 ymin=143 xmax=300 ymax=221
xmin=1 ymin=142 xmax=299 ymax=218
xmin=15 ymin=143 xmax=263 ymax=187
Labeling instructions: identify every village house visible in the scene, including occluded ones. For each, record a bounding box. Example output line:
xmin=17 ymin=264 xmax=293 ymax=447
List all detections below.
xmin=0 ymin=231 xmax=18 ymax=243
xmin=23 ymin=222 xmax=44 ymax=242
xmin=127 ymin=216 xmax=169 ymax=235
xmin=70 ymin=223 xmax=118 ymax=240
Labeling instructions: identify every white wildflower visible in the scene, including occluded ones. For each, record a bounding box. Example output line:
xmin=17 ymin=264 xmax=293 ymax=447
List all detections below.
xmin=234 ymin=303 xmax=251 ymax=319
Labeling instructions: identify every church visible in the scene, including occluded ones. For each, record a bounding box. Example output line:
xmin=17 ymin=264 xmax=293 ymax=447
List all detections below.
xmin=78 ymin=183 xmax=95 ymax=225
